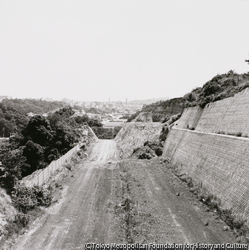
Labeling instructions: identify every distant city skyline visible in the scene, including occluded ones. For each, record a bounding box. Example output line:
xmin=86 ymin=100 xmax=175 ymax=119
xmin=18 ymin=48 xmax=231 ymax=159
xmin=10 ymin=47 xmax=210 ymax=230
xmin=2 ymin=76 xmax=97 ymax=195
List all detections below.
xmin=61 ymin=96 xmax=170 ymax=104
xmin=1 ymin=1 xmax=249 ymax=102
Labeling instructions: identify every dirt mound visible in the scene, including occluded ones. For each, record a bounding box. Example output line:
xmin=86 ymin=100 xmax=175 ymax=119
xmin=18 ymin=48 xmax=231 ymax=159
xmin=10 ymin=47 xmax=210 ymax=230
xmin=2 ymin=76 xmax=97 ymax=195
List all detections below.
xmin=132 ymin=141 xmax=163 ymax=159
xmin=132 ymin=146 xmax=156 ymax=159
xmin=115 ymin=123 xmax=163 ymax=158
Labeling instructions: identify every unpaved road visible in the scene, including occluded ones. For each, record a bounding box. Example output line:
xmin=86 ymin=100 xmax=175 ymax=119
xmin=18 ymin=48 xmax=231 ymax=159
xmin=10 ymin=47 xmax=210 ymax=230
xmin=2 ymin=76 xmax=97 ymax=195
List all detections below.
xmin=11 ymin=140 xmax=236 ymax=249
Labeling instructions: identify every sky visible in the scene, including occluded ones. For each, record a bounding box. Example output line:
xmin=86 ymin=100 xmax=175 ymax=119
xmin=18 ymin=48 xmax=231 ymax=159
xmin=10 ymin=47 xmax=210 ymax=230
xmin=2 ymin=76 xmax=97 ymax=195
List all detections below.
xmin=1 ymin=0 xmax=249 ymax=102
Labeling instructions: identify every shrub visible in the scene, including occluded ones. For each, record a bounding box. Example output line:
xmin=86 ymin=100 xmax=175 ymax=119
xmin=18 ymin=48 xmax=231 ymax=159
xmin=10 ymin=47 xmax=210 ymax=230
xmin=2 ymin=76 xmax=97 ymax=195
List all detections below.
xmin=202 ymin=82 xmax=221 ymax=97
xmin=11 ymin=184 xmax=52 ymax=212
xmin=217 ymin=131 xmax=225 ymax=135
xmin=239 ymin=82 xmax=249 ymax=92
xmin=4 ymin=212 xmax=30 ymax=237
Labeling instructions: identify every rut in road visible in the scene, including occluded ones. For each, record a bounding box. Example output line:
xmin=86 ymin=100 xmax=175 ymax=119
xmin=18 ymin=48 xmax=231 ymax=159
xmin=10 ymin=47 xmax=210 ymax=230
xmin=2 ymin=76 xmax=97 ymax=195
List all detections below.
xmin=10 ymin=140 xmax=236 ymax=249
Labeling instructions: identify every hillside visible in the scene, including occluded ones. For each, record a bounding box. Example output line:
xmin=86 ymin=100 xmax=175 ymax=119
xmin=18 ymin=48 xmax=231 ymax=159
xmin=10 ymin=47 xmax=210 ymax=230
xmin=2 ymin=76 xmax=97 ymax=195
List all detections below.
xmin=0 ymin=99 xmax=66 ymax=137
xmin=184 ymin=70 xmax=249 ymax=108
xmin=128 ymin=97 xmax=185 ymax=122
xmin=128 ymin=70 xmax=249 ymax=123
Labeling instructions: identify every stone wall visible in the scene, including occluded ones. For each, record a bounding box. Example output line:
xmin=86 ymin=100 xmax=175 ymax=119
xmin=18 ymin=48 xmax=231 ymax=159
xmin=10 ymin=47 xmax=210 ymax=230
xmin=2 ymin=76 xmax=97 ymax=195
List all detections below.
xmin=163 ymin=128 xmax=249 ymax=220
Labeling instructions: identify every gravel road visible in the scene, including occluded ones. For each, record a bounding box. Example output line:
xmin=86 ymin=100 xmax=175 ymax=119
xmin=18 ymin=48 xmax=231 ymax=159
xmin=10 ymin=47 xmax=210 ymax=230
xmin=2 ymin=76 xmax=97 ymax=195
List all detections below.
xmin=11 ymin=140 xmax=237 ymax=249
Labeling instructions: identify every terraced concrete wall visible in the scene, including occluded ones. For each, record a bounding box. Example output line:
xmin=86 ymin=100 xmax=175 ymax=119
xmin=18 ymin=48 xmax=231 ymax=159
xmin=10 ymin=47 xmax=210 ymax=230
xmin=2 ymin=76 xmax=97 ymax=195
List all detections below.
xmin=115 ymin=122 xmax=163 ymax=158
xmin=163 ymin=128 xmax=249 ymax=220
xmin=177 ymin=106 xmax=203 ymax=130
xmin=195 ymin=88 xmax=249 ymax=136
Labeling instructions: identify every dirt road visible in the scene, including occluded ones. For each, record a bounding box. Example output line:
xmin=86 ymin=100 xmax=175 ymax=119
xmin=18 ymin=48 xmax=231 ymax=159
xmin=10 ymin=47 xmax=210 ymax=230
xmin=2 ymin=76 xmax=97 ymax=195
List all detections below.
xmin=11 ymin=140 xmax=236 ymax=249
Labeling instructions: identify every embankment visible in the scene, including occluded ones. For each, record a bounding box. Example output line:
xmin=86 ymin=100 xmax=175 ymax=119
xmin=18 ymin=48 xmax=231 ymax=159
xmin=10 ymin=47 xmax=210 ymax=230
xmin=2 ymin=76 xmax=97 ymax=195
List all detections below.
xmin=163 ymin=128 xmax=249 ymax=220
xmin=0 ymin=188 xmax=17 ymax=237
xmin=176 ymin=106 xmax=203 ymax=130
xmin=163 ymin=87 xmax=249 ymax=223
xmin=196 ymin=88 xmax=249 ymax=136
xmin=115 ymin=122 xmax=163 ymax=158
xmin=178 ymin=88 xmax=249 ymax=135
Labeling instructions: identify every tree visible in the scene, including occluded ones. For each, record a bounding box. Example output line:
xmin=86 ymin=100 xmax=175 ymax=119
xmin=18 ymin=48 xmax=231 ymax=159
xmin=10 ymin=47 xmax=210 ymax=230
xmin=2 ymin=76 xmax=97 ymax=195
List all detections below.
xmin=0 ymin=148 xmax=26 ymax=191
xmin=52 ymin=122 xmax=77 ymax=153
xmin=22 ymin=115 xmax=53 ymax=146
xmin=202 ymin=82 xmax=221 ymax=97
xmin=23 ymin=140 xmax=45 ymax=175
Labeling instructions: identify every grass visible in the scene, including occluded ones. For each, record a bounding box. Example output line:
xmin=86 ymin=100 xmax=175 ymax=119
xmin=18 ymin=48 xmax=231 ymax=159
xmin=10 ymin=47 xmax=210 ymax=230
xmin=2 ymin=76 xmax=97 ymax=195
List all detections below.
xmin=1 ymin=206 xmax=44 ymax=243
xmin=0 ymin=182 xmax=53 ymax=242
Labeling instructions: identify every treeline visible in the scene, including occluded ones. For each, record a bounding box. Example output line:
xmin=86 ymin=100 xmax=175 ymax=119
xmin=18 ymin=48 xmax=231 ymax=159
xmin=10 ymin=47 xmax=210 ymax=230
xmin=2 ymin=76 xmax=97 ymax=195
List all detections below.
xmin=184 ymin=70 xmax=249 ymax=108
xmin=0 ymin=106 xmax=102 ymax=193
xmin=127 ymin=70 xmax=249 ymax=122
xmin=0 ymin=98 xmax=65 ymax=137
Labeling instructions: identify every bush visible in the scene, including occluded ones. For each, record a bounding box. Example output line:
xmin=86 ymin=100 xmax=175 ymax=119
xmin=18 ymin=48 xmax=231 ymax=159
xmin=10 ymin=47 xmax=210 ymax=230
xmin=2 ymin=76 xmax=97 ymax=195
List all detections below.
xmin=4 ymin=212 xmax=30 ymax=237
xmin=202 ymin=82 xmax=221 ymax=97
xmin=11 ymin=184 xmax=52 ymax=212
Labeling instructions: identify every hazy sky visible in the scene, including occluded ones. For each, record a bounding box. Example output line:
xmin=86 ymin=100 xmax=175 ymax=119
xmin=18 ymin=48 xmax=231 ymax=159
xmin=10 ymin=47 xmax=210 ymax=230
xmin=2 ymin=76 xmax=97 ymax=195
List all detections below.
xmin=1 ymin=0 xmax=249 ymax=102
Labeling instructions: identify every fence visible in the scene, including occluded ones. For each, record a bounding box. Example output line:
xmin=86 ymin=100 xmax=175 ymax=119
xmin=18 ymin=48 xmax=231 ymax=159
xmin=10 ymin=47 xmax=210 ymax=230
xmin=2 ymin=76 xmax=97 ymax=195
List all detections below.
xmin=22 ymin=124 xmax=97 ymax=188
xmin=23 ymin=144 xmax=79 ymax=188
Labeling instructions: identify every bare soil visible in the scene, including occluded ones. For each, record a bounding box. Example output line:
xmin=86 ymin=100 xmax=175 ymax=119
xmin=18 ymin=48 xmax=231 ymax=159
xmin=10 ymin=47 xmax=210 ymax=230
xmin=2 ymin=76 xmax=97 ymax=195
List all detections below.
xmin=9 ymin=140 xmax=237 ymax=249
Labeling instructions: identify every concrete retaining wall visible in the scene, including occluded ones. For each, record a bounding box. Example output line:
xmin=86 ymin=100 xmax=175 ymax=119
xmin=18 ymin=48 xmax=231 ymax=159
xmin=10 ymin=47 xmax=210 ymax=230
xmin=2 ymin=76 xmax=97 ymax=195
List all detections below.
xmin=177 ymin=106 xmax=203 ymax=130
xmin=163 ymin=128 xmax=249 ymax=220
xmin=194 ymin=88 xmax=249 ymax=136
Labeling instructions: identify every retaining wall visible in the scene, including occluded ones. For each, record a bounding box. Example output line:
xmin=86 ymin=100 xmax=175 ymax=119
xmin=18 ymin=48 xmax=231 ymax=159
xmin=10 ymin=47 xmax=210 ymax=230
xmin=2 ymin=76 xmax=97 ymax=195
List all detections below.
xmin=193 ymin=88 xmax=249 ymax=136
xmin=176 ymin=106 xmax=203 ymax=130
xmin=163 ymin=128 xmax=249 ymax=220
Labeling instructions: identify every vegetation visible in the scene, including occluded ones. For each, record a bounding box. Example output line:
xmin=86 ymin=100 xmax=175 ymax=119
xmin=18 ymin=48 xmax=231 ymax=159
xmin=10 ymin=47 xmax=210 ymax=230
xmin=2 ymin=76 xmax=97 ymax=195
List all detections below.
xmin=0 ymin=98 xmax=65 ymax=137
xmin=11 ymin=184 xmax=52 ymax=213
xmin=127 ymin=98 xmax=185 ymax=122
xmin=127 ymin=71 xmax=249 ymax=122
xmin=0 ymin=103 xmax=103 ymax=194
xmin=184 ymin=70 xmax=249 ymax=108
xmin=1 ymin=184 xmax=53 ymax=240
xmin=84 ymin=107 xmax=102 ymax=114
